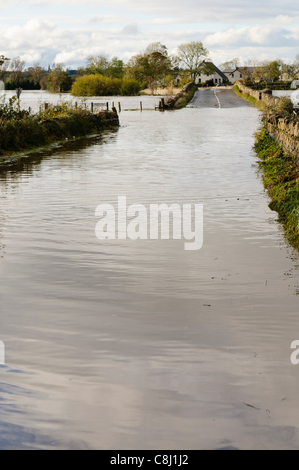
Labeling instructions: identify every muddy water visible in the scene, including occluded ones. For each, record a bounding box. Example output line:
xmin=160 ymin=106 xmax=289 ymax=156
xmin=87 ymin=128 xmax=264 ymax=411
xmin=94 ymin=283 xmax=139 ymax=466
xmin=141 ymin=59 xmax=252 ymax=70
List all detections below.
xmin=1 ymin=95 xmax=299 ymax=450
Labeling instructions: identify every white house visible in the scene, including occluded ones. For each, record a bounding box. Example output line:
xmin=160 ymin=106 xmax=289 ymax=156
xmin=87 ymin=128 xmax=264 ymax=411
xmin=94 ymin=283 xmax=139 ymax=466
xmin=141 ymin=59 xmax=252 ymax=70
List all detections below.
xmin=223 ymin=67 xmax=263 ymax=84
xmin=223 ymin=69 xmax=244 ymax=83
xmin=196 ymin=63 xmax=228 ymax=85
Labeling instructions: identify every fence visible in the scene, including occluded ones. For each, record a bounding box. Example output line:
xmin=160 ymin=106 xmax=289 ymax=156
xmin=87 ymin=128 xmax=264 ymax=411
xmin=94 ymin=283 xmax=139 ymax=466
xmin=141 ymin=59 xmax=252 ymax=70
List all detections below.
xmin=38 ymin=100 xmax=165 ymax=114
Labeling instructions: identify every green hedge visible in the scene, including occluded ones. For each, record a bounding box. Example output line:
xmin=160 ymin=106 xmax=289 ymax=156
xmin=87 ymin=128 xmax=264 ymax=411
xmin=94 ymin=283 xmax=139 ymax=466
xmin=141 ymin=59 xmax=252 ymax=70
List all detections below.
xmin=71 ymin=74 xmax=141 ymax=96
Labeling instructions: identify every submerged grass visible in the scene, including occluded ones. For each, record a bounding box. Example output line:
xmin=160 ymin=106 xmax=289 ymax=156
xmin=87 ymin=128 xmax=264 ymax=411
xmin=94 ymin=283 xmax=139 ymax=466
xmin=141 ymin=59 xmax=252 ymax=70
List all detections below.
xmin=255 ymin=128 xmax=299 ymax=250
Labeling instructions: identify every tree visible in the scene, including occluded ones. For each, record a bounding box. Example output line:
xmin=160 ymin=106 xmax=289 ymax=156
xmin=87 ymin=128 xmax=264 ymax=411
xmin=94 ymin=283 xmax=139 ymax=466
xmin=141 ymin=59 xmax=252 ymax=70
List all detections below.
xmin=251 ymin=60 xmax=281 ymax=83
xmin=9 ymin=57 xmax=26 ymax=81
xmin=78 ymin=55 xmax=109 ymax=76
xmin=280 ymin=56 xmax=299 ymax=81
xmin=107 ymin=57 xmax=124 ymax=79
xmin=280 ymin=62 xmax=296 ymax=81
xmin=145 ymin=42 xmax=168 ymax=56
xmin=219 ymin=57 xmax=240 ymax=71
xmin=78 ymin=55 xmax=125 ymax=79
xmin=0 ymin=55 xmax=10 ymax=81
xmin=126 ymin=43 xmax=172 ymax=92
xmin=265 ymin=60 xmax=281 ymax=82
xmin=27 ymin=62 xmax=47 ymax=86
xmin=47 ymin=63 xmax=72 ymax=93
xmin=176 ymin=41 xmax=209 ymax=80
xmin=0 ymin=55 xmax=9 ymax=67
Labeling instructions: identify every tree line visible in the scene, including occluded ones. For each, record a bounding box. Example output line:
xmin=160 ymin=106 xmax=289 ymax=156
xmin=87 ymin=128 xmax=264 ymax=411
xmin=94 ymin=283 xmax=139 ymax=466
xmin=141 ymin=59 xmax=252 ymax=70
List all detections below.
xmin=219 ymin=56 xmax=299 ymax=83
xmin=2 ymin=45 xmax=299 ymax=96
xmin=0 ymin=57 xmax=73 ymax=92
xmin=0 ymin=42 xmax=213 ymax=95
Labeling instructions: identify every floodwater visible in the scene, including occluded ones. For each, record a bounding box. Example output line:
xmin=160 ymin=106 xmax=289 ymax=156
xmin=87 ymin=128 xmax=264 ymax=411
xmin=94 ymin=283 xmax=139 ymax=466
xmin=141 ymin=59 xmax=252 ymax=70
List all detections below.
xmin=0 ymin=90 xmax=162 ymax=112
xmin=1 ymin=91 xmax=299 ymax=450
xmin=273 ymin=90 xmax=294 ymax=98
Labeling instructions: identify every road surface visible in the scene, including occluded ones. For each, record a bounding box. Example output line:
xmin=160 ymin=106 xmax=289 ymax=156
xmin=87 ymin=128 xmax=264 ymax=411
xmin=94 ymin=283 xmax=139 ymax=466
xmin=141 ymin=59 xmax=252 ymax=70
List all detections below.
xmin=188 ymin=88 xmax=252 ymax=108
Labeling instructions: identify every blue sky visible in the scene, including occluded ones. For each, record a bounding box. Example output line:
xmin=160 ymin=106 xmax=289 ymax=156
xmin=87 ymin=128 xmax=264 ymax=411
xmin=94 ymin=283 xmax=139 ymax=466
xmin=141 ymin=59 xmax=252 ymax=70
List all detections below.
xmin=1 ymin=0 xmax=299 ymax=68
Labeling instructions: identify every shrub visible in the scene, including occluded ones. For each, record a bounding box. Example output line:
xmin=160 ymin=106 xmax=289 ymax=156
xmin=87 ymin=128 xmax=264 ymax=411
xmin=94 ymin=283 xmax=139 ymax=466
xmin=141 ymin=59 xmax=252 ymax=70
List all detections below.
xmin=0 ymin=95 xmax=30 ymax=121
xmin=177 ymin=76 xmax=193 ymax=88
xmin=274 ymin=97 xmax=294 ymax=116
xmin=120 ymin=77 xmax=142 ymax=96
xmin=71 ymin=74 xmax=141 ymax=96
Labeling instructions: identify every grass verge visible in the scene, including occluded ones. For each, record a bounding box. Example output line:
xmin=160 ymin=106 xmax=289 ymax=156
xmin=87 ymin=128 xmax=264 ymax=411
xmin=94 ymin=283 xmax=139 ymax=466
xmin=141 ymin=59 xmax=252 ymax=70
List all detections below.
xmin=233 ymin=85 xmax=266 ymax=111
xmin=255 ymin=127 xmax=299 ymax=250
xmin=173 ymin=85 xmax=198 ymax=109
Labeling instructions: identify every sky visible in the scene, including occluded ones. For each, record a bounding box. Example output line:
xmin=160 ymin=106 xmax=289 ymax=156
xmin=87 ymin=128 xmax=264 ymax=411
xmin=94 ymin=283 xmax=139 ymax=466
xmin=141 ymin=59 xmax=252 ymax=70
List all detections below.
xmin=1 ymin=0 xmax=299 ymax=69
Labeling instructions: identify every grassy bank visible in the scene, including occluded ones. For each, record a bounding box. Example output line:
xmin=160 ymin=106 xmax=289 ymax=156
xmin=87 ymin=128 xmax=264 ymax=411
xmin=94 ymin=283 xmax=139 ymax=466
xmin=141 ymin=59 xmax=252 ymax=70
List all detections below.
xmin=255 ymin=128 xmax=299 ymax=250
xmin=173 ymin=85 xmax=198 ymax=109
xmin=0 ymin=101 xmax=119 ymax=164
xmin=164 ymin=83 xmax=197 ymax=110
xmin=233 ymin=85 xmax=266 ymax=111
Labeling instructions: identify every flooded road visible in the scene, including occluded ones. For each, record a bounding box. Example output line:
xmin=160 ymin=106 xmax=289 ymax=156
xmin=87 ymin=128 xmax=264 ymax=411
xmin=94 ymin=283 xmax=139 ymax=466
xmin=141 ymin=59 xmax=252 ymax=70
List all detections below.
xmin=188 ymin=88 xmax=253 ymax=108
xmin=1 ymin=93 xmax=299 ymax=449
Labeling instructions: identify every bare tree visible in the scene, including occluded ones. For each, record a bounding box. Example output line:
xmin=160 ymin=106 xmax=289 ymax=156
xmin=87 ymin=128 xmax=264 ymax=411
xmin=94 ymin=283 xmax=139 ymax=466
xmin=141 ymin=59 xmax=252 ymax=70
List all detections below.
xmin=145 ymin=42 xmax=168 ymax=56
xmin=27 ymin=62 xmax=47 ymax=85
xmin=219 ymin=57 xmax=240 ymax=71
xmin=9 ymin=57 xmax=26 ymax=81
xmin=176 ymin=41 xmax=209 ymax=80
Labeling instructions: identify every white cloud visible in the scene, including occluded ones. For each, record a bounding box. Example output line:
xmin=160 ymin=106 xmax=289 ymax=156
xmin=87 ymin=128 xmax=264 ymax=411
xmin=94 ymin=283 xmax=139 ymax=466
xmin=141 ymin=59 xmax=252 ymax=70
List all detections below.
xmin=272 ymin=15 xmax=297 ymax=25
xmin=19 ymin=51 xmax=41 ymax=63
xmin=205 ymin=25 xmax=286 ymax=47
xmin=1 ymin=1 xmax=299 ymax=67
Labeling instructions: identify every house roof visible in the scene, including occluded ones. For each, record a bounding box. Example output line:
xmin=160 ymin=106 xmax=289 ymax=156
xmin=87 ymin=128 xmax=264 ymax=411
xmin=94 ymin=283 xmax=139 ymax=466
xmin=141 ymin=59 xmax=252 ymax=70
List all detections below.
xmin=237 ymin=66 xmax=262 ymax=74
xmin=204 ymin=62 xmax=227 ymax=81
xmin=222 ymin=66 xmax=266 ymax=77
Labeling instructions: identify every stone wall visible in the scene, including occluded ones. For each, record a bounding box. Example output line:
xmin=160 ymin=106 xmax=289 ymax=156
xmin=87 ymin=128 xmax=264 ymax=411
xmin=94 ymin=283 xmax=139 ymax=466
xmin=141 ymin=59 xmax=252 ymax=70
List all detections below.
xmin=236 ymin=81 xmax=282 ymax=107
xmin=266 ymin=113 xmax=299 ymax=156
xmin=235 ymin=81 xmax=299 ymax=156
xmin=165 ymin=82 xmax=195 ymax=109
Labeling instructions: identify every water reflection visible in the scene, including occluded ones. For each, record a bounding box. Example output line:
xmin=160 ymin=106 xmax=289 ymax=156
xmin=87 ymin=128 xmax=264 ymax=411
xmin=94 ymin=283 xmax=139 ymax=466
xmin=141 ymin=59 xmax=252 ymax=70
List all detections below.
xmin=1 ymin=100 xmax=299 ymax=449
